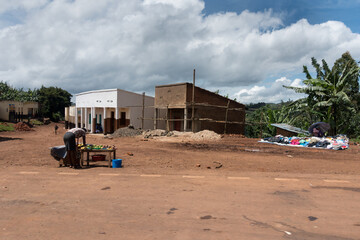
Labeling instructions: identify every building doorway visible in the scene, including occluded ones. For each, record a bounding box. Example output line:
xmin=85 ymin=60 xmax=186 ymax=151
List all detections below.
xmin=110 ymin=111 xmax=115 ymax=133
xmin=170 ymin=109 xmax=183 ymax=131
xmin=120 ymin=112 xmax=126 ymax=126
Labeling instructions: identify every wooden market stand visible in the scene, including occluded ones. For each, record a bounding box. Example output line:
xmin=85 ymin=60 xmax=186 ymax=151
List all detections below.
xmin=80 ymin=148 xmax=116 ymax=168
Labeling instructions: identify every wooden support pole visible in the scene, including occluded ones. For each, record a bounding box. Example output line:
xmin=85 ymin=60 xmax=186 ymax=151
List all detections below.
xmin=192 ymin=69 xmax=195 ymax=133
xmin=184 ymin=107 xmax=187 ymax=131
xmin=166 ymin=105 xmax=169 ymax=131
xmin=260 ymin=111 xmax=263 ymax=138
xmin=142 ymin=92 xmax=145 ymax=129
xmin=153 ymin=108 xmax=157 ymax=130
xmin=224 ymin=100 xmax=230 ymax=134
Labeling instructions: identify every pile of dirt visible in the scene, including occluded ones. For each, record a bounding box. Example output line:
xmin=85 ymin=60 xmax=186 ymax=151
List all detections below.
xmin=144 ymin=129 xmax=222 ymax=141
xmin=143 ymin=129 xmax=168 ymax=138
xmin=14 ymin=122 xmax=34 ymax=131
xmin=166 ymin=131 xmax=193 ymax=138
xmin=190 ymin=130 xmax=222 ymax=141
xmin=108 ymin=127 xmax=143 ymax=138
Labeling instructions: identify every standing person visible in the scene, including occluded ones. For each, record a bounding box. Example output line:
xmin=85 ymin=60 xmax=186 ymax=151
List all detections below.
xmin=63 ymin=128 xmax=86 ymax=169
xmin=54 ymin=124 xmax=59 ymax=135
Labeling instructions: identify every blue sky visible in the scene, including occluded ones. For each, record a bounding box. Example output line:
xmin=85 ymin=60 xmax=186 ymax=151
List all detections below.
xmin=0 ymin=0 xmax=359 ymax=103
xmin=204 ymin=0 xmax=360 ymax=33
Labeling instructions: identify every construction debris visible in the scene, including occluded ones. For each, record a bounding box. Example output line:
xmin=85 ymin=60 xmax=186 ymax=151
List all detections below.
xmin=107 ymin=127 xmax=143 ymax=138
xmin=108 ymin=127 xmax=221 ymax=142
xmin=143 ymin=129 xmax=167 ymax=138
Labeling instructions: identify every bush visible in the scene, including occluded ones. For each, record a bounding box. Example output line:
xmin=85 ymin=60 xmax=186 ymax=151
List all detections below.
xmin=52 ymin=112 xmax=63 ymax=122
xmin=30 ymin=119 xmax=44 ymax=126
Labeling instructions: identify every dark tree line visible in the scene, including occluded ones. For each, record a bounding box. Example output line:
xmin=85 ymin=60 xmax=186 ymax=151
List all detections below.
xmin=0 ymin=82 xmax=72 ymax=121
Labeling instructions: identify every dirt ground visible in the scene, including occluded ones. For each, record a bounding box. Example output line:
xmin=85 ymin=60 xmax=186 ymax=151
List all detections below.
xmin=1 ymin=122 xmax=359 ymax=175
xmin=2 ymin=123 xmax=360 ymax=239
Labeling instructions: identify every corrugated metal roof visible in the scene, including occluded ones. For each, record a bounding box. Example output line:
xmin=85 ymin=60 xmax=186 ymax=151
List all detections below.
xmin=271 ymin=123 xmax=309 ymax=135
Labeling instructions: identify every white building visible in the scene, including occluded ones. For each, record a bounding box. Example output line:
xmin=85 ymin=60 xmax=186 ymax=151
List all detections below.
xmin=0 ymin=100 xmax=38 ymax=122
xmin=65 ymin=89 xmax=159 ymax=133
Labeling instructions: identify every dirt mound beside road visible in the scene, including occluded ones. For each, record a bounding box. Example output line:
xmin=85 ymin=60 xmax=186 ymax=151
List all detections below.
xmin=190 ymin=130 xmax=222 ymax=141
xmin=145 ymin=129 xmax=222 ymax=142
xmin=109 ymin=127 xmax=143 ymax=138
xmin=15 ymin=122 xmax=33 ymax=131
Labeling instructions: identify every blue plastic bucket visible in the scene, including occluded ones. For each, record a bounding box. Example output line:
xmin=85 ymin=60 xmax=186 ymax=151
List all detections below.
xmin=112 ymin=159 xmax=122 ymax=168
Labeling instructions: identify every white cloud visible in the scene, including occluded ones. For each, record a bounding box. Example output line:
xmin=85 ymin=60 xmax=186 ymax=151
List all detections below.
xmin=234 ymin=77 xmax=306 ymax=103
xmin=0 ymin=0 xmax=48 ymax=14
xmin=0 ymin=0 xmax=359 ymax=101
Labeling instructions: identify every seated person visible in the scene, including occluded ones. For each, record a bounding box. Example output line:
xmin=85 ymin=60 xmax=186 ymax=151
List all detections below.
xmin=312 ymin=127 xmax=324 ymax=137
xmin=95 ymin=124 xmax=103 ymax=133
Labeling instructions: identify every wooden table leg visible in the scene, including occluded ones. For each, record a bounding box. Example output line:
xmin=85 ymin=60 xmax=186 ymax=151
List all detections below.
xmin=87 ymin=152 xmax=90 ymax=166
xmin=108 ymin=152 xmax=111 ymax=168
xmin=80 ymin=151 xmax=83 ymax=167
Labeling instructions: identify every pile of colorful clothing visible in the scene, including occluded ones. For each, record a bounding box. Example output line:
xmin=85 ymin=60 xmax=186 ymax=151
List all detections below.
xmin=260 ymin=135 xmax=349 ymax=150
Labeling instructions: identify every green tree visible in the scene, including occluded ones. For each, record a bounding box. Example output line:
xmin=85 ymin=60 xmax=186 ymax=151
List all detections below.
xmin=0 ymin=81 xmax=19 ymax=100
xmin=284 ymin=52 xmax=360 ymax=135
xmin=0 ymin=81 xmax=39 ymax=102
xmin=282 ymin=98 xmax=324 ymax=130
xmin=245 ymin=104 xmax=290 ymax=138
xmin=37 ymin=86 xmax=72 ymax=121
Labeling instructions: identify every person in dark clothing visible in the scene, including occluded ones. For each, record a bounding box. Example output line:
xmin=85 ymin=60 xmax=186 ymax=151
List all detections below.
xmin=54 ymin=124 xmax=59 ymax=135
xmin=312 ymin=127 xmax=324 ymax=137
xmin=63 ymin=128 xmax=86 ymax=169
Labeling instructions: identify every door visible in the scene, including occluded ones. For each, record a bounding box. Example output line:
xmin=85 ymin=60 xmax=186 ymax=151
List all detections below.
xmin=171 ymin=109 xmax=183 ymax=131
xmin=8 ymin=111 xmax=15 ymax=122
xmin=120 ymin=112 xmax=126 ymax=126
xmin=110 ymin=111 xmax=115 ymax=133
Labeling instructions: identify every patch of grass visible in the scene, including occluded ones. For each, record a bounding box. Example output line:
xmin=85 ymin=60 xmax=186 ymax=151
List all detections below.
xmin=350 ymin=137 xmax=360 ymax=144
xmin=0 ymin=122 xmax=15 ymax=132
xmin=30 ymin=119 xmax=44 ymax=126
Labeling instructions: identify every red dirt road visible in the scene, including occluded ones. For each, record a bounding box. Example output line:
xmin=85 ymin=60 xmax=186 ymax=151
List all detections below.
xmin=1 ymin=123 xmax=360 ymax=239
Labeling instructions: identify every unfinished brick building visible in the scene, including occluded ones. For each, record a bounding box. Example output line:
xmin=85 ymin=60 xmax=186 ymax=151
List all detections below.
xmin=154 ymin=83 xmax=245 ymax=134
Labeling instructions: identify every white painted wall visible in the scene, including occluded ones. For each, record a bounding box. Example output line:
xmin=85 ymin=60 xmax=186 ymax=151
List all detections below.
xmin=73 ymin=89 xmax=159 ymax=130
xmin=76 ymin=89 xmax=118 ymax=108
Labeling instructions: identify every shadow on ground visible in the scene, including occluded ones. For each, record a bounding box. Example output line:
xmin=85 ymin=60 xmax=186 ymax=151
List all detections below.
xmin=0 ymin=136 xmax=22 ymax=142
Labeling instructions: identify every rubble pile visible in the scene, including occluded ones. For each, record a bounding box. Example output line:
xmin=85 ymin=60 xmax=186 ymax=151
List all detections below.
xmin=15 ymin=122 xmax=33 ymax=131
xmin=190 ymin=130 xmax=222 ymax=141
xmin=143 ymin=129 xmax=167 ymax=138
xmin=143 ymin=129 xmax=221 ymax=141
xmin=108 ymin=127 xmax=143 ymax=138
xmin=107 ymin=127 xmax=222 ymax=141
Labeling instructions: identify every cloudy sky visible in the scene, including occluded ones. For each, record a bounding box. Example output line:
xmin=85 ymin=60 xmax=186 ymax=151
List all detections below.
xmin=0 ymin=0 xmax=359 ymax=103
